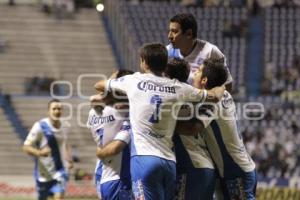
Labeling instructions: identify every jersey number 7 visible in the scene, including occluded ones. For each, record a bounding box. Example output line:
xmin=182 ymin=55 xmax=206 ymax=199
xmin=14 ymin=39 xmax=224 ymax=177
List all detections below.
xmin=149 ymin=95 xmax=162 ymax=123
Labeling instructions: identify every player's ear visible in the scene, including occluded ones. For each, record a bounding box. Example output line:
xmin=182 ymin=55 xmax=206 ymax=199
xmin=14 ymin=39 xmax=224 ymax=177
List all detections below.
xmin=201 ymin=77 xmax=208 ymax=85
xmin=185 ymin=29 xmax=193 ymax=39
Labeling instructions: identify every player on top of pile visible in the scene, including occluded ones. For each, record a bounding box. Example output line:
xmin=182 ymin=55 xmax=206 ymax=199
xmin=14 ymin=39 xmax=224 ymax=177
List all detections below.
xmin=167 ymin=13 xmax=233 ymax=200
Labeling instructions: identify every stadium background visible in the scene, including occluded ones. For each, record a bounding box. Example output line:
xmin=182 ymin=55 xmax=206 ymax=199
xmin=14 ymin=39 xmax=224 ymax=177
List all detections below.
xmin=0 ymin=0 xmax=299 ymax=199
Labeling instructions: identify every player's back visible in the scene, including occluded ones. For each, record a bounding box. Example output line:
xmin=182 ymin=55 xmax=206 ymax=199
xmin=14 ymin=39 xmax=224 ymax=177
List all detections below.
xmin=202 ymin=91 xmax=255 ymax=178
xmin=109 ymin=72 xmax=206 ymax=162
xmin=87 ymin=107 xmax=130 ymax=184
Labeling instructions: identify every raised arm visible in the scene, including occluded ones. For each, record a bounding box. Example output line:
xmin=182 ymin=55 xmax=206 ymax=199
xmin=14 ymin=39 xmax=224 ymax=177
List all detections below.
xmin=94 ymin=80 xmax=107 ymax=92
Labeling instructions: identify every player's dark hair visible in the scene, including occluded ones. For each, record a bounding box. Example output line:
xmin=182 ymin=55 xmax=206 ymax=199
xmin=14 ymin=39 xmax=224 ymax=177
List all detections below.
xmin=139 ymin=43 xmax=168 ymax=74
xmin=165 ymin=58 xmax=190 ymax=82
xmin=170 ymin=13 xmax=197 ymax=39
xmin=48 ymin=99 xmax=60 ymax=109
xmin=116 ymin=69 xmax=134 ymax=78
xmin=202 ymin=58 xmax=228 ymax=89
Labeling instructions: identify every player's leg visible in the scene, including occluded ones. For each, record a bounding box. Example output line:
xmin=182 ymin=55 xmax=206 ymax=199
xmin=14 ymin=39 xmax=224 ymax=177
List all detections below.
xmin=50 ymin=178 xmax=67 ymax=200
xmin=36 ymin=180 xmax=55 ymax=200
xmin=131 ymin=155 xmax=168 ymax=200
xmin=101 ymin=179 xmax=133 ymax=200
xmin=176 ymin=168 xmax=216 ymax=200
xmin=243 ymin=170 xmax=257 ymax=200
xmin=220 ymin=170 xmax=257 ymax=200
xmin=162 ymin=158 xmax=176 ymax=200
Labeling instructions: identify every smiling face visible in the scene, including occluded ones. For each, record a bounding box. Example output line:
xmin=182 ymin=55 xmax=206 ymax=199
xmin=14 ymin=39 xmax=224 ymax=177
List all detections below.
xmin=168 ymin=22 xmax=188 ymax=49
xmin=48 ymin=101 xmax=62 ymax=121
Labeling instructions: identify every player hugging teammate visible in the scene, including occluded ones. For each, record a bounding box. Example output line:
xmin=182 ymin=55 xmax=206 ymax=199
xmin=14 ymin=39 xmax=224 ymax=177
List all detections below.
xmin=88 ymin=13 xmax=256 ymax=200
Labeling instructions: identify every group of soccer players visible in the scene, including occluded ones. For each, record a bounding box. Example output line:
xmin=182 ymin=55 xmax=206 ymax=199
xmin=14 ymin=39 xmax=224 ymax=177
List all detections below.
xmin=23 ymin=13 xmax=257 ymax=200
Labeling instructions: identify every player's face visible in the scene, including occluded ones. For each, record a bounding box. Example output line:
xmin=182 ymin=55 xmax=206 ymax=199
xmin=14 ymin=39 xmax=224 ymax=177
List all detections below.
xmin=48 ymin=102 xmax=62 ymax=120
xmin=193 ymin=65 xmax=206 ymax=89
xmin=168 ymin=22 xmax=186 ymax=49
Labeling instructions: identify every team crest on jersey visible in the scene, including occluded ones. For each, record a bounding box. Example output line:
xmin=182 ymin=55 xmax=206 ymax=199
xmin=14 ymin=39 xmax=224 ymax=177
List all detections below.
xmin=197 ymin=58 xmax=204 ymax=64
xmin=221 ymin=93 xmax=233 ymax=109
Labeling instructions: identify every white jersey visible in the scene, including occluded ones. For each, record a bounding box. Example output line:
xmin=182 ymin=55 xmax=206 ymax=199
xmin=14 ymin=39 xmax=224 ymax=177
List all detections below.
xmin=24 ymin=118 xmax=70 ymax=182
xmin=199 ymin=91 xmax=255 ymax=178
xmin=167 ymin=39 xmax=233 ymax=169
xmin=167 ymin=39 xmax=233 ymax=85
xmin=107 ymin=72 xmax=207 ymax=162
xmin=87 ymin=107 xmax=131 ymax=184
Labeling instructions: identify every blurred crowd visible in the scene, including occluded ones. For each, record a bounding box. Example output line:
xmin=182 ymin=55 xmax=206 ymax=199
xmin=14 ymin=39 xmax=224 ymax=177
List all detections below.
xmin=243 ymin=103 xmax=300 ymax=178
xmin=261 ymin=56 xmax=300 ymax=104
xmin=24 ymin=76 xmax=55 ymax=95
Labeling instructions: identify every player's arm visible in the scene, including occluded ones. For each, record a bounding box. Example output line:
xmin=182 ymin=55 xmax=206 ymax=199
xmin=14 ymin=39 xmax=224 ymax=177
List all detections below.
xmin=23 ymin=145 xmax=51 ymax=157
xmin=23 ymin=122 xmax=51 ymax=157
xmin=96 ymin=140 xmax=127 ymax=159
xmin=96 ymin=120 xmax=131 ymax=159
xmin=180 ymin=82 xmax=225 ymax=103
xmin=206 ymin=85 xmax=225 ymax=102
xmin=94 ymin=80 xmax=107 ymax=93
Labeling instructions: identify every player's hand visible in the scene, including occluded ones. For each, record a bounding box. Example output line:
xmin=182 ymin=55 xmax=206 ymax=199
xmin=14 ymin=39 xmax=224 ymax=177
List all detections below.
xmin=207 ymin=85 xmax=225 ymax=102
xmin=39 ymin=146 xmax=51 ymax=157
xmin=109 ymin=70 xmax=119 ymax=79
xmin=213 ymin=85 xmax=225 ymax=101
xmin=90 ymin=94 xmax=104 ymax=103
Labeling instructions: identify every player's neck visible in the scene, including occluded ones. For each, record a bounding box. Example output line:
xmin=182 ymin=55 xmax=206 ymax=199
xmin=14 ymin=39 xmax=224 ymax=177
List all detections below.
xmin=50 ymin=118 xmax=61 ymax=129
xmin=145 ymin=69 xmax=163 ymax=77
xmin=181 ymin=39 xmax=196 ymax=57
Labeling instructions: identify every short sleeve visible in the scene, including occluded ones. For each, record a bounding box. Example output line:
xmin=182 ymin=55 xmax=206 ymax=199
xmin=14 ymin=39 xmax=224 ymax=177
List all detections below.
xmin=24 ymin=122 xmax=41 ymax=146
xmin=178 ymin=82 xmax=207 ymax=103
xmin=107 ymin=73 xmax=136 ymax=94
xmin=197 ymin=105 xmax=217 ymax=128
xmin=113 ymin=121 xmax=131 ymax=144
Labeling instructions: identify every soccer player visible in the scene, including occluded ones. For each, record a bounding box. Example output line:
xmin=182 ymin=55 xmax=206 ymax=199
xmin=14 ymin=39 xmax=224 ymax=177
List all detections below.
xmin=167 ymin=13 xmax=233 ymax=91
xmin=23 ymin=99 xmax=72 ymax=200
xmin=87 ymin=69 xmax=134 ymax=200
xmin=178 ymin=58 xmax=257 ymax=200
xmin=167 ymin=13 xmax=234 ymax=200
xmin=94 ymin=43 xmax=225 ymax=200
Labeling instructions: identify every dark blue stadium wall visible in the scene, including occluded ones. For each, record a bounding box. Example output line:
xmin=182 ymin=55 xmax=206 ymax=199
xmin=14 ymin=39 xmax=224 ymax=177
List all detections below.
xmin=246 ymin=15 xmax=264 ymax=97
xmin=0 ymin=94 xmax=27 ymax=141
xmin=101 ymin=13 xmax=124 ymax=69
